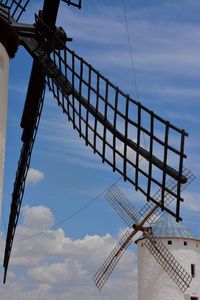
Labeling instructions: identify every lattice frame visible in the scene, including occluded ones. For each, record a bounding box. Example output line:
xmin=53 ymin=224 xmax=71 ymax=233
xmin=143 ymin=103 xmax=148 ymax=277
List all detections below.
xmin=33 ymin=15 xmax=188 ymax=220
xmin=145 ymin=235 xmax=192 ymax=293
xmin=105 ymin=184 xmax=139 ymax=227
xmin=93 ymin=229 xmax=134 ymax=291
xmin=135 ymin=167 xmax=195 ymax=224
xmin=0 ymin=0 xmax=30 ymax=21
xmin=3 ymin=86 xmax=45 ymax=283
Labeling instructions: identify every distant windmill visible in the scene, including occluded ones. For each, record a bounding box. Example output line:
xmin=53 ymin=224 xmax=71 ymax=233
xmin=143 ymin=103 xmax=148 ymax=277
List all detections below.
xmin=93 ymin=168 xmax=195 ymax=293
xmin=136 ymin=212 xmax=200 ymax=300
xmin=0 ymin=0 xmax=189 ymax=283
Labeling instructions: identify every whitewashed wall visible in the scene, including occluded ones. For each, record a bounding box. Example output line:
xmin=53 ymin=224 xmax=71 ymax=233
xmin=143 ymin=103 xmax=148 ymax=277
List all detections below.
xmin=137 ymin=237 xmax=200 ymax=300
xmin=0 ymin=43 xmax=9 ymax=221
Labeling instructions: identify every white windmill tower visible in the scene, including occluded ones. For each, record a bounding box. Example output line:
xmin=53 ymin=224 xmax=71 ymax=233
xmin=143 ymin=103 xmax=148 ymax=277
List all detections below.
xmin=136 ymin=213 xmax=200 ymax=300
xmin=0 ymin=5 xmax=18 ymax=220
xmin=0 ymin=42 xmax=9 ymax=220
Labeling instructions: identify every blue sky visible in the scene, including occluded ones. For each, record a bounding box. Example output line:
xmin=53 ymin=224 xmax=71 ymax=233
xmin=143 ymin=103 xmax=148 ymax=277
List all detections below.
xmin=0 ymin=0 xmax=200 ymax=299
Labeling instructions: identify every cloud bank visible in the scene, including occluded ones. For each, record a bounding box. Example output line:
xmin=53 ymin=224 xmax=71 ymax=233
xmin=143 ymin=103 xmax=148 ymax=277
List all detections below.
xmin=0 ymin=205 xmax=138 ymax=300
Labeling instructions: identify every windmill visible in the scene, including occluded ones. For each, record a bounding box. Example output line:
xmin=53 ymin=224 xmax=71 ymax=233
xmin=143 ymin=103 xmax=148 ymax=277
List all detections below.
xmin=93 ymin=167 xmax=195 ymax=293
xmin=0 ymin=0 xmax=189 ymax=284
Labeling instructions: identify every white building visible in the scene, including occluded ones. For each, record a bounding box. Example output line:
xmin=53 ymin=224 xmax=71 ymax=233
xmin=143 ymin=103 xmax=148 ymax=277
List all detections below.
xmin=136 ymin=213 xmax=200 ymax=300
xmin=0 ymin=43 xmax=9 ymax=220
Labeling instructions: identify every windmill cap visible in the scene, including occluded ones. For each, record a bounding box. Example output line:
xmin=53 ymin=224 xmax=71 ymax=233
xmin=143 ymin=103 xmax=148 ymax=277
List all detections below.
xmin=150 ymin=213 xmax=198 ymax=240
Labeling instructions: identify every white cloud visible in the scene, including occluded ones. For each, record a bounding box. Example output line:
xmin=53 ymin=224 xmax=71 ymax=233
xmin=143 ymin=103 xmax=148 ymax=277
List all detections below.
xmin=26 ymin=168 xmax=45 ymax=185
xmin=0 ymin=205 xmax=138 ymax=300
xmin=22 ymin=205 xmax=54 ymax=229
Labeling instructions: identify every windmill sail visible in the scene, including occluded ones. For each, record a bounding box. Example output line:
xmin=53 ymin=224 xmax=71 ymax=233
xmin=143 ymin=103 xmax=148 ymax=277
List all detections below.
xmin=144 ymin=233 xmax=192 ymax=293
xmin=2 ymin=1 xmax=63 ymax=283
xmin=23 ymin=15 xmax=188 ymax=220
xmin=93 ymin=229 xmax=136 ymax=291
xmin=105 ymin=184 xmax=139 ymax=227
xmin=3 ymin=86 xmax=45 ymax=283
xmin=0 ymin=0 xmax=30 ymax=21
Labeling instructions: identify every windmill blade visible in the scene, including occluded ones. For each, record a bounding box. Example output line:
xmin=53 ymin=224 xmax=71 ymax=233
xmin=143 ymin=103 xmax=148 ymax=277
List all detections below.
xmin=93 ymin=191 xmax=164 ymax=291
xmin=3 ymin=85 xmax=46 ymax=283
xmin=135 ymin=167 xmax=195 ymax=225
xmin=0 ymin=2 xmax=9 ymax=22
xmin=93 ymin=228 xmax=137 ymax=291
xmin=21 ymin=14 xmax=188 ymax=221
xmin=104 ymin=168 xmax=195 ymax=229
xmin=62 ymin=0 xmax=81 ymax=9
xmin=105 ymin=183 xmax=139 ymax=228
xmin=0 ymin=0 xmax=30 ymax=21
xmin=144 ymin=232 xmax=192 ymax=293
xmin=3 ymin=3 xmax=62 ymax=283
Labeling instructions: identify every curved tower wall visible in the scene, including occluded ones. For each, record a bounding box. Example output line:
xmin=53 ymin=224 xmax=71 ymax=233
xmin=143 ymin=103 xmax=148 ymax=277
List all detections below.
xmin=0 ymin=43 xmax=9 ymax=221
xmin=137 ymin=237 xmax=200 ymax=300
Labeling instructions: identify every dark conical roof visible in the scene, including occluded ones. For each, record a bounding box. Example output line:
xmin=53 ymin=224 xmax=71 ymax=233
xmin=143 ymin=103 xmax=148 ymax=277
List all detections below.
xmin=151 ymin=213 xmax=198 ymax=240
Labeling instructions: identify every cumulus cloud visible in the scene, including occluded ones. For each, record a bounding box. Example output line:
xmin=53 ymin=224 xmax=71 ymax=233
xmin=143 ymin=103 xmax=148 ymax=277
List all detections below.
xmin=22 ymin=205 xmax=54 ymax=230
xmin=0 ymin=205 xmax=138 ymax=300
xmin=26 ymin=168 xmax=45 ymax=185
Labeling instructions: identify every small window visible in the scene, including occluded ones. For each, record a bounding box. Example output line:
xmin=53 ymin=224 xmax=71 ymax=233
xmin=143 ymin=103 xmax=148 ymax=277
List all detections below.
xmin=141 ymin=243 xmax=143 ymax=247
xmin=184 ymin=241 xmax=187 ymax=246
xmin=191 ymin=264 xmax=196 ymax=278
xmin=168 ymin=240 xmax=172 ymax=245
xmin=191 ymin=297 xmax=198 ymax=300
